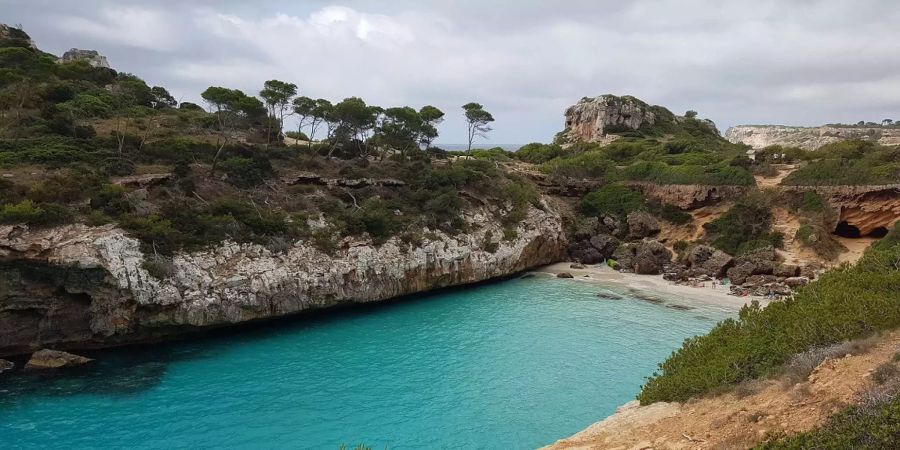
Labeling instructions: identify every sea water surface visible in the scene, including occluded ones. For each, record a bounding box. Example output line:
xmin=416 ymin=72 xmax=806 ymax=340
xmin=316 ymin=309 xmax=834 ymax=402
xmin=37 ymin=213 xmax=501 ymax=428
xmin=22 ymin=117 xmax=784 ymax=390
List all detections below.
xmin=0 ymin=276 xmax=737 ymax=449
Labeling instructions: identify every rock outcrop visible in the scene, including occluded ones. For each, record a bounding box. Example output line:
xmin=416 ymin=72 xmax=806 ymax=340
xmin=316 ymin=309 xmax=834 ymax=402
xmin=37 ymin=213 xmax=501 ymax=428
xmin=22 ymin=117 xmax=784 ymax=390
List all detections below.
xmin=564 ymin=95 xmax=665 ymax=143
xmin=725 ymin=125 xmax=900 ymax=150
xmin=627 ymin=182 xmax=750 ymax=209
xmin=726 ymin=247 xmax=777 ymax=285
xmin=24 ymin=349 xmax=93 ymax=370
xmin=780 ymin=184 xmax=900 ymax=236
xmin=626 ymin=212 xmax=661 ymax=240
xmin=59 ymin=48 xmax=111 ymax=69
xmin=0 ymin=358 xmax=13 ymax=374
xmin=562 ymin=95 xmax=718 ymax=143
xmin=685 ymin=245 xmax=733 ymax=278
xmin=0 ymin=24 xmax=36 ymax=48
xmin=0 ymin=205 xmax=565 ymax=356
xmin=613 ymin=240 xmax=672 ymax=275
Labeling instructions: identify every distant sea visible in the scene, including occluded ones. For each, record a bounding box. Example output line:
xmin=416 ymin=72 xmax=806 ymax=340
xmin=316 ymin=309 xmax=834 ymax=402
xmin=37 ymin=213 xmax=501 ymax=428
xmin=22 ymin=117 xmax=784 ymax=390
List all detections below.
xmin=437 ymin=143 xmax=524 ymax=151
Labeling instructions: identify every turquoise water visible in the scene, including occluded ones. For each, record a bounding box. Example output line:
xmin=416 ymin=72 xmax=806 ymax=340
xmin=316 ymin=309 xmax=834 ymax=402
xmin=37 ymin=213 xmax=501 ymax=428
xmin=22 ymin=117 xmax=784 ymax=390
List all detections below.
xmin=0 ymin=276 xmax=734 ymax=449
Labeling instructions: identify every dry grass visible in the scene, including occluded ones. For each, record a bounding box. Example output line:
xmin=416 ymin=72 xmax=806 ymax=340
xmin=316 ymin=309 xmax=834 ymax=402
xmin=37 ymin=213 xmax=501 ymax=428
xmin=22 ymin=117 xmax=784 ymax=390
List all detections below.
xmin=782 ymin=337 xmax=880 ymax=384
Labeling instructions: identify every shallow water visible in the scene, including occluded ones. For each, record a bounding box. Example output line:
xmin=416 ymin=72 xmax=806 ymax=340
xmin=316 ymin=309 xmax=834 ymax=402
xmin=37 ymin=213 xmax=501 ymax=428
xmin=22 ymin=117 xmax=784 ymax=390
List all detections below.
xmin=0 ymin=276 xmax=735 ymax=449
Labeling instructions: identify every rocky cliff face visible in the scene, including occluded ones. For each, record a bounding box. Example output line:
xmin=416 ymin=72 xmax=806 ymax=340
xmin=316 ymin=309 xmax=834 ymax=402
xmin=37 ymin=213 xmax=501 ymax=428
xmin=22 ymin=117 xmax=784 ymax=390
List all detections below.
xmin=725 ymin=125 xmax=900 ymax=150
xmin=563 ymin=95 xmax=718 ymax=143
xmin=0 ymin=24 xmax=36 ymax=49
xmin=781 ymin=184 xmax=900 ymax=236
xmin=626 ymin=182 xmax=750 ymax=210
xmin=59 ymin=48 xmax=111 ymax=69
xmin=564 ymin=95 xmax=664 ymax=142
xmin=0 ymin=205 xmax=566 ymax=356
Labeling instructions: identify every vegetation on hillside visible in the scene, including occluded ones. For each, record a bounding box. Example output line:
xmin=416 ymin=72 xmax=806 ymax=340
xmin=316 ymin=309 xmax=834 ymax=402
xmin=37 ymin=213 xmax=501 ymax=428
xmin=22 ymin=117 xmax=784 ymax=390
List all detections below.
xmin=0 ymin=26 xmax=535 ymax=255
xmin=638 ymin=226 xmax=900 ymax=404
xmin=781 ymin=140 xmax=900 ymax=186
xmin=703 ymin=192 xmax=784 ymax=255
xmin=521 ymin=120 xmax=757 ymax=186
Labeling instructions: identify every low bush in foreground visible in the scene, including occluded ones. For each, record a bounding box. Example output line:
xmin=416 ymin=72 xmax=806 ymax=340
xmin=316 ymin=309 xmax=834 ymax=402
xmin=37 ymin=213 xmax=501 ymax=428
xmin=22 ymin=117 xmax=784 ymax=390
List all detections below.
xmin=755 ymin=382 xmax=900 ymax=450
xmin=637 ymin=231 xmax=900 ymax=404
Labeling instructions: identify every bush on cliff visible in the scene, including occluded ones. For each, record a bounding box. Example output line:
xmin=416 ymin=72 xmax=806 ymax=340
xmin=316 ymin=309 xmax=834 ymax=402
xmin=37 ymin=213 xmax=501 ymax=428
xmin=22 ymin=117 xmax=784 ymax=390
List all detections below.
xmin=755 ymin=394 xmax=900 ymax=449
xmin=703 ymin=194 xmax=782 ymax=255
xmin=782 ymin=142 xmax=900 ymax=186
xmin=638 ymin=228 xmax=900 ymax=404
xmin=514 ymin=142 xmax=568 ymax=164
xmin=580 ymin=185 xmax=644 ymax=218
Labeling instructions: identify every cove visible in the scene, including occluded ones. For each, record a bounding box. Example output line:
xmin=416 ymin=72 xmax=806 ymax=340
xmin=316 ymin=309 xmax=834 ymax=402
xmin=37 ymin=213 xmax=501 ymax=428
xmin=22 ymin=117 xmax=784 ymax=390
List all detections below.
xmin=0 ymin=276 xmax=736 ymax=449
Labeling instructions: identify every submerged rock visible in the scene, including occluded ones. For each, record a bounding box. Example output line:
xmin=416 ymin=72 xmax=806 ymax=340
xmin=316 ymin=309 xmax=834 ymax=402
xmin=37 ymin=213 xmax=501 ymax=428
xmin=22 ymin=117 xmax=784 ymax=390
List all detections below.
xmin=557 ymin=272 xmax=575 ymax=279
xmin=24 ymin=349 xmax=93 ymax=371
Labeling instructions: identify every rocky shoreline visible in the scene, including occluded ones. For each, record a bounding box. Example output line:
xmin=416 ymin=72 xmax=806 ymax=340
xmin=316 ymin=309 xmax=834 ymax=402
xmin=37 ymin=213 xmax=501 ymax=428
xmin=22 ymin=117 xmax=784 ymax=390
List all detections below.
xmin=0 ymin=204 xmax=566 ymax=357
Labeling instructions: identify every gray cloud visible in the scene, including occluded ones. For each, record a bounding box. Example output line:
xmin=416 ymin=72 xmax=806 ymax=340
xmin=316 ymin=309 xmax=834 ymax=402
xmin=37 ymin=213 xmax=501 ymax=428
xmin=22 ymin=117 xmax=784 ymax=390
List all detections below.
xmin=3 ymin=0 xmax=898 ymax=143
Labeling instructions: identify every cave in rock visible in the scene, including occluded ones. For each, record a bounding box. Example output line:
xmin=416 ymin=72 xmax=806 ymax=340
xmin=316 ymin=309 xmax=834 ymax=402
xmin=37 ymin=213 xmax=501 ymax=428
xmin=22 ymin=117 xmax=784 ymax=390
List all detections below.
xmin=869 ymin=227 xmax=889 ymax=238
xmin=834 ymin=221 xmax=862 ymax=238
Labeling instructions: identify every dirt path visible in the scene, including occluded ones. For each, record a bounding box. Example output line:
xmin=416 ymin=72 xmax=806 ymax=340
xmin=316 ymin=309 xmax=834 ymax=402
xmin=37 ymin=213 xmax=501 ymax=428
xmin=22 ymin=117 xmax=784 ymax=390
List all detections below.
xmin=754 ymin=164 xmax=797 ymax=189
xmin=543 ymin=331 xmax=900 ymax=450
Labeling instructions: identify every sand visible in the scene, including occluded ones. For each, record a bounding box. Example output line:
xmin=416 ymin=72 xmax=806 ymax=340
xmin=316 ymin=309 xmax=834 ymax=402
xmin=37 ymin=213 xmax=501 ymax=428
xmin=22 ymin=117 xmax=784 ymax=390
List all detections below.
xmin=534 ymin=262 xmax=765 ymax=313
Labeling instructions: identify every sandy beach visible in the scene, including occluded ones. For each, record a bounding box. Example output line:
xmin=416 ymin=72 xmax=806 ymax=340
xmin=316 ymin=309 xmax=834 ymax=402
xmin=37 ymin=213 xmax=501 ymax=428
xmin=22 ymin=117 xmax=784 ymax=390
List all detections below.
xmin=533 ymin=262 xmax=766 ymax=313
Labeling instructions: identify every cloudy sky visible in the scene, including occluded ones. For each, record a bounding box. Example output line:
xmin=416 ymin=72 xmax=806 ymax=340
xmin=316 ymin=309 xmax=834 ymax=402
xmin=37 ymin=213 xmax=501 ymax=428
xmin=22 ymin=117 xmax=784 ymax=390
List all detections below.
xmin=3 ymin=0 xmax=899 ymax=144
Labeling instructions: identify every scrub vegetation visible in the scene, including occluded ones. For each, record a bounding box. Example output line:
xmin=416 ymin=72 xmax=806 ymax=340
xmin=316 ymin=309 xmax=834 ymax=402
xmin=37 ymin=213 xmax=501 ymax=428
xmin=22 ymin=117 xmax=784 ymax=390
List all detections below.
xmin=638 ymin=226 xmax=900 ymax=404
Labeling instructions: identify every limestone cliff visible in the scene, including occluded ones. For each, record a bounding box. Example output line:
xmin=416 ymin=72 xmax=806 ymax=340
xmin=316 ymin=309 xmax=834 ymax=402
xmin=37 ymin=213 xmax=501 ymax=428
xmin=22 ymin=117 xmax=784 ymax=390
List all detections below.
xmin=59 ymin=48 xmax=111 ymax=69
xmin=0 ymin=205 xmax=566 ymax=356
xmin=725 ymin=125 xmax=900 ymax=150
xmin=780 ymin=184 xmax=900 ymax=236
xmin=564 ymin=95 xmax=666 ymax=143
xmin=0 ymin=24 xmax=36 ymax=49
xmin=563 ymin=95 xmax=717 ymax=143
xmin=626 ymin=182 xmax=750 ymax=210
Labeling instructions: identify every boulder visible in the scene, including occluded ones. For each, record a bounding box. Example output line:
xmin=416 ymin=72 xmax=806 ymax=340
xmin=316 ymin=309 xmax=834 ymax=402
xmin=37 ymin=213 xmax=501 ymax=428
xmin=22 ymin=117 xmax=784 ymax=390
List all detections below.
xmin=569 ymin=233 xmax=619 ymax=264
xmin=726 ymin=247 xmax=776 ymax=285
xmin=614 ymin=240 xmax=673 ymax=275
xmin=0 ymin=359 xmax=13 ymax=374
xmin=626 ymin=212 xmax=661 ymax=240
xmin=569 ymin=241 xmax=603 ymax=264
xmin=685 ymin=245 xmax=733 ymax=278
xmin=774 ymin=264 xmax=800 ymax=278
xmin=801 ymin=263 xmax=822 ymax=280
xmin=24 ymin=349 xmax=93 ymax=371
xmin=785 ymin=277 xmax=811 ymax=288
xmin=589 ymin=234 xmax=619 ymax=259
xmin=557 ymin=272 xmax=575 ymax=279
xmin=570 ymin=263 xmax=586 ymax=269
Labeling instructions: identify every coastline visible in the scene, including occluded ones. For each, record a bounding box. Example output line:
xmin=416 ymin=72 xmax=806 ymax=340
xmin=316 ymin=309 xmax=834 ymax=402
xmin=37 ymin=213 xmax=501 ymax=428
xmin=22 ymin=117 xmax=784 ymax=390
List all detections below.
xmin=533 ymin=262 xmax=766 ymax=313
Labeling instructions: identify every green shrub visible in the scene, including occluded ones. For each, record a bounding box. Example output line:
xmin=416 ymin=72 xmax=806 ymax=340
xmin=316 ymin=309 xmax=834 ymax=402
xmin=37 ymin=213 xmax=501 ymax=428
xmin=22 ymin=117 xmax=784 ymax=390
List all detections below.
xmin=515 ymin=142 xmax=567 ymax=164
xmin=704 ymin=195 xmax=777 ymax=255
xmin=285 ymin=131 xmax=309 ymax=141
xmin=638 ymin=233 xmax=900 ymax=404
xmin=755 ymin=396 xmax=900 ymax=449
xmin=0 ymin=200 xmax=68 ymax=226
xmin=580 ymin=185 xmax=644 ymax=218
xmin=89 ymin=184 xmax=133 ymax=215
xmin=220 ymin=156 xmax=274 ymax=188
xmin=783 ymin=143 xmax=900 ymax=186
xmin=799 ymin=191 xmax=826 ymax=214
xmin=650 ymin=201 xmax=692 ymax=225
xmin=541 ymin=151 xmax=614 ymax=179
